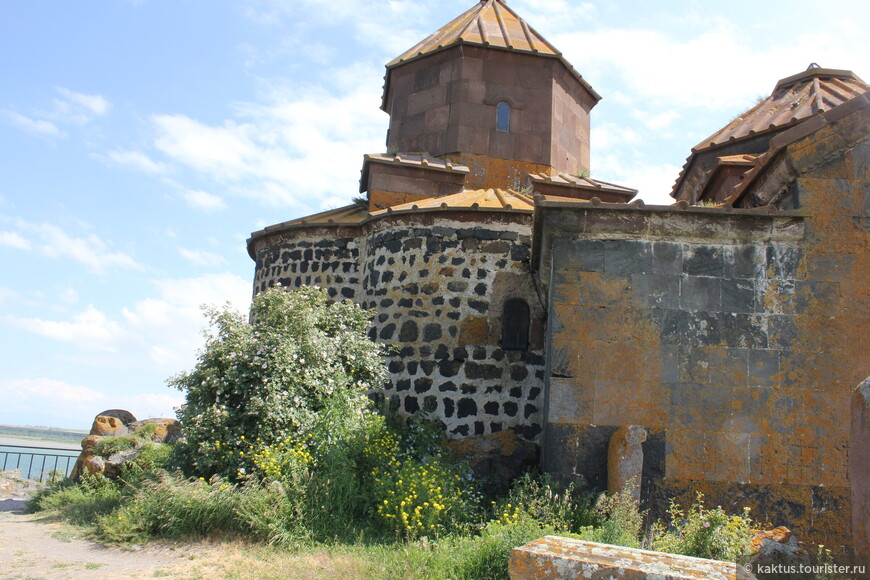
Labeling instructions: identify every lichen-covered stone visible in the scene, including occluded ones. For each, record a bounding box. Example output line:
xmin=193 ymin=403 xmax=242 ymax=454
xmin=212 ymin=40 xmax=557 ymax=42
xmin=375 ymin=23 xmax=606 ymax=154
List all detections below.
xmin=509 ymin=536 xmax=738 ymax=580
xmin=90 ymin=415 xmax=129 ymax=437
xmin=607 ymin=425 xmax=647 ymax=502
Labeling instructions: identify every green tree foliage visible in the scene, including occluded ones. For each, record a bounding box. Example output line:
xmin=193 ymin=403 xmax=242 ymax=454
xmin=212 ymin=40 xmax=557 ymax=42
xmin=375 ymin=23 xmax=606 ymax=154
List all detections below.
xmin=170 ymin=286 xmax=388 ymax=480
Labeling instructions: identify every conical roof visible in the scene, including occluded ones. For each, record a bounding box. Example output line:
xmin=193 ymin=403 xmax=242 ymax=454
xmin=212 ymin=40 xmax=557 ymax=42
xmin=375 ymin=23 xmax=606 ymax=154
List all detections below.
xmin=382 ymin=0 xmax=599 ymax=109
xmin=387 ymin=0 xmax=560 ymax=67
xmin=693 ymin=66 xmax=867 ymax=151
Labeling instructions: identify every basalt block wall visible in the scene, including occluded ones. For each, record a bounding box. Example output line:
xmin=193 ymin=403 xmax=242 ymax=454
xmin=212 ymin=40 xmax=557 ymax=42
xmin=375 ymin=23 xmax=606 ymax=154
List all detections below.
xmin=537 ymin=140 xmax=868 ymax=549
xmin=249 ymin=211 xmax=546 ymax=440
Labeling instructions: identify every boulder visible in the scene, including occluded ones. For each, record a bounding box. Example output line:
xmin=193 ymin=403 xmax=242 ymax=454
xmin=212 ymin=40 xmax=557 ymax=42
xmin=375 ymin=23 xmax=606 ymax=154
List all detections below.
xmin=95 ymin=409 xmax=137 ymax=426
xmin=749 ymin=526 xmax=809 ymax=570
xmin=81 ymin=455 xmax=106 ymax=477
xmin=71 ymin=409 xmax=178 ymax=482
xmin=128 ymin=418 xmax=181 ymax=444
xmin=444 ymin=429 xmax=538 ymax=490
xmin=80 ymin=434 xmax=102 ymax=451
xmin=103 ymin=448 xmax=140 ymax=479
xmin=90 ymin=415 xmax=129 ymax=437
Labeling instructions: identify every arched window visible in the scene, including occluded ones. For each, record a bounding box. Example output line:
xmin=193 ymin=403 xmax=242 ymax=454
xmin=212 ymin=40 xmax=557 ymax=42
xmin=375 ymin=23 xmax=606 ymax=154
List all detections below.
xmin=502 ymin=298 xmax=530 ymax=351
xmin=496 ymin=101 xmax=511 ymax=132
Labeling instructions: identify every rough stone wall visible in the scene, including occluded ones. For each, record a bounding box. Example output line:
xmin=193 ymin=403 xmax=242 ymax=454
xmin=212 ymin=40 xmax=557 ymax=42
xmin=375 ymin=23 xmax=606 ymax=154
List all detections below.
xmin=250 ymin=227 xmax=363 ymax=300
xmin=538 ymin=120 xmax=869 ymax=548
xmin=360 ymin=213 xmax=545 ymax=440
xmin=536 ymin=203 xmax=856 ymax=549
xmin=249 ymin=211 xmax=546 ymax=441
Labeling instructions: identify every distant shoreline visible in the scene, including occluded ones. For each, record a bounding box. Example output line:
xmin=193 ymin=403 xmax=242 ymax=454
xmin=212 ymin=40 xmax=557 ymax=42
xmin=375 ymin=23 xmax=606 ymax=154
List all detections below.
xmin=0 ymin=425 xmax=87 ymax=448
xmin=0 ymin=437 xmax=82 ymax=451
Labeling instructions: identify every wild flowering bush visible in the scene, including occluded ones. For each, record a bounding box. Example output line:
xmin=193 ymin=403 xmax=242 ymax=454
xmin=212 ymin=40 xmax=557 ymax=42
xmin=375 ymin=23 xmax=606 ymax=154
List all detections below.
xmin=362 ymin=415 xmax=481 ymax=539
xmin=491 ymin=473 xmax=595 ymax=534
xmin=170 ymin=286 xmax=388 ymax=481
xmin=652 ymin=492 xmax=753 ymax=560
xmin=589 ymin=485 xmax=645 ymax=548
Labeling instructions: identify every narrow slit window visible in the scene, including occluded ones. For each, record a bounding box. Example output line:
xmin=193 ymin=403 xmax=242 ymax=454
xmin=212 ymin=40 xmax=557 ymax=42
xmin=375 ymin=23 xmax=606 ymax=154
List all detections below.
xmin=496 ymin=101 xmax=511 ymax=132
xmin=502 ymin=298 xmax=530 ymax=351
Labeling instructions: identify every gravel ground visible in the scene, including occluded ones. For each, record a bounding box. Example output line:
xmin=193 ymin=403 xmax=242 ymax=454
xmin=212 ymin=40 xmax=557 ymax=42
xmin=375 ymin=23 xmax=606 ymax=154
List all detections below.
xmin=0 ymin=471 xmax=214 ymax=580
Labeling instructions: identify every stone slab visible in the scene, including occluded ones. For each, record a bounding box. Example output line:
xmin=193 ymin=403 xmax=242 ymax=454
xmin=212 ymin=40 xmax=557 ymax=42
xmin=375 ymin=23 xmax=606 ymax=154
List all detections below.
xmin=509 ymin=536 xmax=737 ymax=579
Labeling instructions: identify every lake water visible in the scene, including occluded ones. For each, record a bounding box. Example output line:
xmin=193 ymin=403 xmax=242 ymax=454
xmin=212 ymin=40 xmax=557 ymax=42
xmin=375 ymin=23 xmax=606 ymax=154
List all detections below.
xmin=0 ymin=438 xmax=81 ymax=481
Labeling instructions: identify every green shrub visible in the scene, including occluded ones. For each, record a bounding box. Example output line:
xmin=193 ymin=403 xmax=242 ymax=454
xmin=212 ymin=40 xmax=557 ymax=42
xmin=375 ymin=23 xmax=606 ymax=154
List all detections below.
xmin=389 ymin=518 xmax=586 ymax=580
xmin=170 ymin=286 xmax=388 ymax=482
xmin=492 ymin=474 xmax=595 ymax=534
xmin=235 ymin=479 xmax=308 ymax=546
xmin=97 ymin=471 xmax=256 ymax=544
xmin=589 ymin=487 xmax=644 ymax=548
xmin=92 ymin=435 xmax=137 ymax=456
xmin=30 ymin=473 xmax=123 ymax=525
xmin=363 ymin=414 xmax=481 ymax=539
xmin=652 ymin=492 xmax=752 ymax=560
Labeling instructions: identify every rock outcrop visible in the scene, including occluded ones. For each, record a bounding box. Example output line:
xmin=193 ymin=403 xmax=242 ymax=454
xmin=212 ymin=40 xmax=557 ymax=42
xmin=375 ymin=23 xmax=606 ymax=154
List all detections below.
xmin=70 ymin=410 xmax=179 ymax=481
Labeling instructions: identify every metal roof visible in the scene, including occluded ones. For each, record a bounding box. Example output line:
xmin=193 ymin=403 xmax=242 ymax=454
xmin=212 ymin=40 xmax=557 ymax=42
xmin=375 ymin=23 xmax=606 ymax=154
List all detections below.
xmin=693 ymin=66 xmax=867 ymax=152
xmin=528 ymin=172 xmax=638 ymax=199
xmin=382 ymin=0 xmax=600 ymax=109
xmin=257 ymin=203 xmax=369 ymax=230
xmin=363 ymin=153 xmax=470 ymax=174
xmin=387 ymin=0 xmax=560 ymax=67
xmin=723 ymin=89 xmax=870 ymax=208
xmin=370 ymin=187 xmax=534 ymax=215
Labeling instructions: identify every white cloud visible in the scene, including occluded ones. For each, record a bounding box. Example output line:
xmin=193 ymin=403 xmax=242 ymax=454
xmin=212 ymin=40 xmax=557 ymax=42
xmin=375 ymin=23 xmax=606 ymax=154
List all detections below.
xmin=7 ymin=273 xmax=251 ymax=377
xmin=150 ymin=273 xmax=252 ymax=312
xmin=592 ymin=122 xmax=642 ymax=150
xmin=54 ymin=87 xmax=110 ymax=117
xmin=182 ymin=190 xmax=227 ymax=212
xmin=15 ymin=220 xmax=141 ymax=274
xmin=0 ymin=287 xmax=18 ymax=307
xmin=0 ymin=111 xmax=64 ymax=138
xmin=179 ymin=247 xmax=226 ymax=268
xmin=2 ymin=87 xmax=110 ymax=139
xmin=104 ymin=149 xmax=167 ymax=174
xmin=633 ymin=110 xmax=681 ymax=131
xmin=1 ymin=378 xmax=106 ymax=406
xmin=57 ymin=286 xmax=79 ymax=305
xmin=119 ymin=273 xmax=253 ymax=370
xmin=0 ymin=230 xmax=30 ymax=250
xmin=552 ymin=18 xmax=870 ymax=113
xmin=594 ymin=153 xmax=681 ymax=206
xmin=153 ymin=114 xmax=258 ymax=179
xmin=0 ymin=378 xmax=183 ymax=428
xmin=9 ymin=305 xmax=125 ymax=352
xmin=243 ymin=0 xmax=431 ymax=54
xmin=147 ymin=74 xmax=386 ymax=209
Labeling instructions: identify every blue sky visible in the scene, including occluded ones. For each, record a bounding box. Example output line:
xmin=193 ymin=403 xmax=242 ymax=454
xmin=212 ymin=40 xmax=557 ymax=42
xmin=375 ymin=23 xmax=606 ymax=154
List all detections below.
xmin=1 ymin=0 xmax=868 ymax=429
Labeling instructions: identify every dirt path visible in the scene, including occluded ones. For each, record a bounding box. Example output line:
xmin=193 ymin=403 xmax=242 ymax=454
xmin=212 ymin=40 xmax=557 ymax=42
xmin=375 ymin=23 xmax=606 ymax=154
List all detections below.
xmin=0 ymin=498 xmax=214 ymax=580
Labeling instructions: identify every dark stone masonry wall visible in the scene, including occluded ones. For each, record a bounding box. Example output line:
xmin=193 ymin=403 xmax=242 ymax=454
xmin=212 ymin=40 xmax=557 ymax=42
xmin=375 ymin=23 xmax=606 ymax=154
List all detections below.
xmin=252 ymin=227 xmax=362 ymax=300
xmin=250 ymin=214 xmax=545 ymax=440
xmin=536 ymin=203 xmax=859 ymax=548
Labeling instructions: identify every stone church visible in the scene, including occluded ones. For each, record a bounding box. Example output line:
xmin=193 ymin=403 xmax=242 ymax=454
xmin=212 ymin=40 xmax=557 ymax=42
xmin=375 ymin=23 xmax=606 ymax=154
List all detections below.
xmin=247 ymin=0 xmax=870 ymax=553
